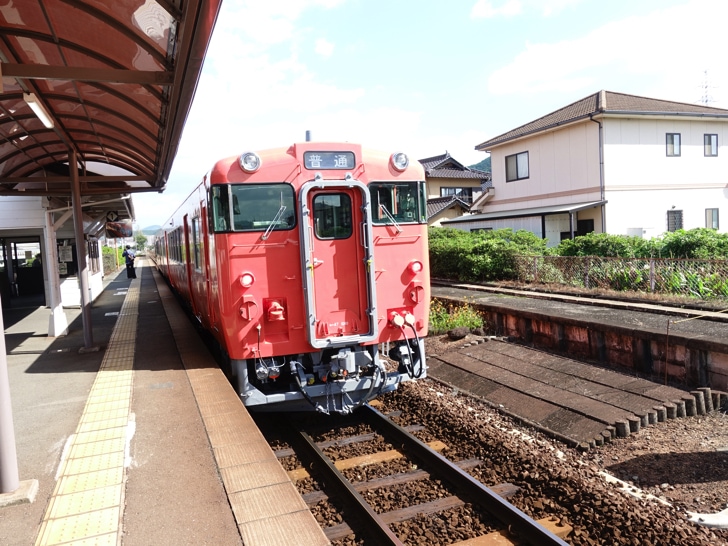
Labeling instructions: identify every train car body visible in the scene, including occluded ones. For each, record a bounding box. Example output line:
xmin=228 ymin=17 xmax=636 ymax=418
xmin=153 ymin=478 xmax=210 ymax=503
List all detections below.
xmin=152 ymin=142 xmax=429 ymax=413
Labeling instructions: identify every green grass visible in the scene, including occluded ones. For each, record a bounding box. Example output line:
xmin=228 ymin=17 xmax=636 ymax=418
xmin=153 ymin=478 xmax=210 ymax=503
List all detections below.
xmin=429 ymin=298 xmax=485 ymax=335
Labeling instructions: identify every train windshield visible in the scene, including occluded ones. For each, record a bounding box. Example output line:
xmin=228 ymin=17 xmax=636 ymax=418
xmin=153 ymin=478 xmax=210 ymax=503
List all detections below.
xmin=370 ymin=181 xmax=427 ymax=225
xmin=210 ymin=183 xmax=296 ymax=233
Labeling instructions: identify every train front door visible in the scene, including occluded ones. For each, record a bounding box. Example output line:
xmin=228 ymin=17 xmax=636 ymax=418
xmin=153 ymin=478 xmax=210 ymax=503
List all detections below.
xmin=299 ymin=178 xmax=378 ymax=348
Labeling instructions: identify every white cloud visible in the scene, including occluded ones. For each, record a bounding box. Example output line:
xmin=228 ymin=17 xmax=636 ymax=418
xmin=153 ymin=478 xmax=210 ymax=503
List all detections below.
xmin=470 ymin=0 xmax=580 ymax=19
xmin=540 ymin=0 xmax=582 ymax=16
xmin=487 ymin=0 xmax=728 ymax=104
xmin=471 ymin=0 xmax=522 ymax=19
xmin=225 ymin=0 xmax=346 ymax=46
xmin=314 ymin=38 xmax=334 ymax=57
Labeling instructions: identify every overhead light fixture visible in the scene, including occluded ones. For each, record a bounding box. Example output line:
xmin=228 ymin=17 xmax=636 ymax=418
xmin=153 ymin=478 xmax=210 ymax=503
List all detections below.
xmin=23 ymin=93 xmax=54 ymax=129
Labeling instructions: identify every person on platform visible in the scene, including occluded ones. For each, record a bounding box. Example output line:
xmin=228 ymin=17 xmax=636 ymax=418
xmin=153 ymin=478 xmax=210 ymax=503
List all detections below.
xmin=122 ymin=245 xmax=136 ymax=279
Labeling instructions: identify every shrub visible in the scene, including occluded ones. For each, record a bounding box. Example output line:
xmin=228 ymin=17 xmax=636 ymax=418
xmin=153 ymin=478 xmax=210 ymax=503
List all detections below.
xmin=428 ymin=227 xmax=546 ymax=281
xmin=429 ymin=298 xmax=484 ymax=335
xmin=556 ymin=232 xmax=650 ymax=257
xmin=653 ymin=228 xmax=728 ymax=259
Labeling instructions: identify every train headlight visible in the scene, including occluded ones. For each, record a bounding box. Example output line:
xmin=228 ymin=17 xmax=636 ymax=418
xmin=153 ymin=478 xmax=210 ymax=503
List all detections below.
xmin=407 ymin=260 xmax=423 ymax=274
xmin=240 ymin=272 xmax=255 ymax=288
xmin=239 ymin=151 xmax=262 ymax=173
xmin=390 ymin=152 xmax=409 ymax=172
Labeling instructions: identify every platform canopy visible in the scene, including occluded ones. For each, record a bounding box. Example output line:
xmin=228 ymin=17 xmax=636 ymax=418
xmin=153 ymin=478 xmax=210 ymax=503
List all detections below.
xmin=0 ymin=0 xmax=223 ymax=221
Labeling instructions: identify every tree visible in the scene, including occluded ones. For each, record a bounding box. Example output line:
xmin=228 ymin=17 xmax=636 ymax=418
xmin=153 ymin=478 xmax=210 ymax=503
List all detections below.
xmin=135 ymin=232 xmax=147 ymax=250
xmin=469 ymin=156 xmax=491 ymax=172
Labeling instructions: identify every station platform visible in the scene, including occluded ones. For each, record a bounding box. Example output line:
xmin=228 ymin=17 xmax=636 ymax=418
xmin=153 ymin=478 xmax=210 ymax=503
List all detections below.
xmin=429 ymin=282 xmax=728 ymax=448
xmin=0 ymin=261 xmax=327 ymax=546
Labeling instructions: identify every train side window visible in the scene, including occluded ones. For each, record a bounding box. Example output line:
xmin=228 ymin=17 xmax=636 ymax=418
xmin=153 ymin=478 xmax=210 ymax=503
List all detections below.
xmin=191 ymin=216 xmax=202 ymax=271
xmin=370 ymin=182 xmax=426 ymax=225
xmin=210 ymin=185 xmax=230 ymax=232
xmin=230 ymin=183 xmax=295 ymax=232
xmin=313 ymin=193 xmax=352 ymax=239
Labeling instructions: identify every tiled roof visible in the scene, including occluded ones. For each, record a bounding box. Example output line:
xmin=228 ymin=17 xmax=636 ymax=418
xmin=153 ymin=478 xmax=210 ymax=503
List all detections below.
xmin=427 ymin=196 xmax=470 ymax=220
xmin=476 ymin=90 xmax=728 ymax=150
xmin=427 ymin=167 xmax=491 ymax=181
xmin=418 ymin=152 xmax=491 ymax=181
xmin=419 ymin=152 xmax=451 ymax=171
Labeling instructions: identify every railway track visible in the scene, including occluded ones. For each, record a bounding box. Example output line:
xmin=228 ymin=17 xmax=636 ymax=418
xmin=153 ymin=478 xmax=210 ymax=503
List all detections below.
xmin=260 ymin=405 xmax=572 ymax=545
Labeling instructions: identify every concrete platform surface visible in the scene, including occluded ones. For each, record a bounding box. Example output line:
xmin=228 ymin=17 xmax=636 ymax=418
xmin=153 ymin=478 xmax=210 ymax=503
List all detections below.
xmin=0 ymin=262 xmax=326 ymax=546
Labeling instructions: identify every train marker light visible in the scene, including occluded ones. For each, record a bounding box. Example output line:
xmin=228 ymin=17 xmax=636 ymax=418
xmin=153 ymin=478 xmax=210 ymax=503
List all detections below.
xmin=389 ymin=311 xmax=405 ymax=328
xmin=239 ymin=151 xmax=262 ymax=172
xmin=390 ymin=152 xmax=409 ymax=172
xmin=240 ymin=272 xmax=255 ymax=287
xmin=407 ymin=260 xmax=423 ymax=274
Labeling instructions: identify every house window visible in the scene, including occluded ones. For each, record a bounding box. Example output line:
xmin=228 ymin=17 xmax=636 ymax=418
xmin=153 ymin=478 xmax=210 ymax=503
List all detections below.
xmin=667 ymin=209 xmax=683 ymax=232
xmin=704 ymin=134 xmax=718 ymax=156
xmin=666 ymin=133 xmax=681 ymax=156
xmin=440 ymin=187 xmax=473 ymax=202
xmin=706 ymin=208 xmax=719 ymax=229
xmin=505 ymin=151 xmax=529 ymax=181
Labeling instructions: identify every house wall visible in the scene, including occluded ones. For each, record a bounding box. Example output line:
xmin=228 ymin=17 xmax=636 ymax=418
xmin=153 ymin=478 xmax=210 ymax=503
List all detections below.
xmin=486 ymin=122 xmax=602 ymax=212
xmin=603 ymin=117 xmax=728 ymax=235
xmin=459 ymin=216 xmax=543 ymax=236
xmin=429 ymin=207 xmax=468 ymax=227
xmin=453 ymin=209 xmax=600 ymax=247
xmin=544 ymin=214 xmax=570 ymax=244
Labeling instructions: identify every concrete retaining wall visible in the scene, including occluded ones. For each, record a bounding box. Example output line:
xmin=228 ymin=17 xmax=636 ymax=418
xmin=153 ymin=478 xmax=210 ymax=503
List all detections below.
xmin=470 ymin=302 xmax=728 ymax=391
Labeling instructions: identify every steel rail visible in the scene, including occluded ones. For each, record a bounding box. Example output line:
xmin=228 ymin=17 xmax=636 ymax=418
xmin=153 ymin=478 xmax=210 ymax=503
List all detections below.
xmin=361 ymin=404 xmax=570 ymax=546
xmin=289 ymin=425 xmax=404 ymax=545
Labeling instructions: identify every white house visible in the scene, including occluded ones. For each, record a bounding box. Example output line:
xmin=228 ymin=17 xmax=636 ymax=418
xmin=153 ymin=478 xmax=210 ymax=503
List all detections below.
xmin=444 ymin=91 xmax=728 ymax=245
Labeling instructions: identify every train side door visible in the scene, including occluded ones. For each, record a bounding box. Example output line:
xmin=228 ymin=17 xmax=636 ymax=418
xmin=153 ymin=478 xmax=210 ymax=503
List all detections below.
xmin=183 ymin=214 xmax=198 ymax=318
xmin=299 ymin=177 xmax=378 ymax=348
xmin=200 ymin=203 xmax=217 ymax=326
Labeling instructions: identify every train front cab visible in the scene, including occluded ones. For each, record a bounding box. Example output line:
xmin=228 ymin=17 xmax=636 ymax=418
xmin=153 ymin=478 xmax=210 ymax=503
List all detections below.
xmin=215 ymin=146 xmax=428 ymax=414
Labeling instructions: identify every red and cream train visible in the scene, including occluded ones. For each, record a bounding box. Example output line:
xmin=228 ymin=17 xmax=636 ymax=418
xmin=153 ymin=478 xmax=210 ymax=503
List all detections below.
xmin=150 ymin=142 xmax=430 ymax=413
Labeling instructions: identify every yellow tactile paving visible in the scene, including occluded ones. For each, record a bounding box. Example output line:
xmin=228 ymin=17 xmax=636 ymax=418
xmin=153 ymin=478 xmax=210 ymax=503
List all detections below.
xmin=76 ymin=417 xmax=129 ymax=434
xmin=72 ymin=426 xmax=127 ymax=446
xmin=67 ymin=437 xmax=126 ymax=459
xmin=35 ymin=277 xmax=140 ymax=546
xmin=36 ymin=507 xmax=120 ymax=545
xmin=53 ymin=468 xmax=125 ymax=497
xmin=47 ymin=485 xmax=123 ymax=519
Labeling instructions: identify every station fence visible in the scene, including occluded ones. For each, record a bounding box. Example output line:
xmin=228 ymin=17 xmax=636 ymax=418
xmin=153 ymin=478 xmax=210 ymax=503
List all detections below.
xmin=512 ymin=255 xmax=728 ymax=300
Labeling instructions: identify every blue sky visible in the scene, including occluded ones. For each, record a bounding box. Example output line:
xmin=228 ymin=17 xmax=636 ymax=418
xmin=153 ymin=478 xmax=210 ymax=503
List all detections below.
xmin=133 ymin=0 xmax=728 ymax=229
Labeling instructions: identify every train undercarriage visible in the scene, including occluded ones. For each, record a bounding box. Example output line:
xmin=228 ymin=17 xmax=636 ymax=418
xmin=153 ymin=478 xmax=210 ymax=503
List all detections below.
xmin=231 ymin=338 xmax=426 ymax=414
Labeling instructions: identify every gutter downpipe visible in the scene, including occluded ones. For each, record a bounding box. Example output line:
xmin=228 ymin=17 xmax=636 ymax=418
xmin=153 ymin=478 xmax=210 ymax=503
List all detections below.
xmin=589 ymin=112 xmax=606 ymax=234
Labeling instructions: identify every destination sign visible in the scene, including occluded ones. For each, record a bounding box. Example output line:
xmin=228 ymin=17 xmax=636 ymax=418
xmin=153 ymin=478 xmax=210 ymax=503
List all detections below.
xmin=303 ymin=151 xmax=355 ymax=170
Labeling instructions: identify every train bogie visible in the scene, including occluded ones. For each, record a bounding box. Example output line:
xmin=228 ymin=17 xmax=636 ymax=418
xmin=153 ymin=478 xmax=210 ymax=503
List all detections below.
xmin=152 ymin=142 xmax=429 ymax=413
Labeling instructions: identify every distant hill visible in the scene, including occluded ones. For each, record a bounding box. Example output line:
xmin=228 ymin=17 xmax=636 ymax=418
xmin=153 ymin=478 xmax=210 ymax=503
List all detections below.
xmin=141 ymin=225 xmax=161 ymax=235
xmin=469 ymin=156 xmax=491 ymax=172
